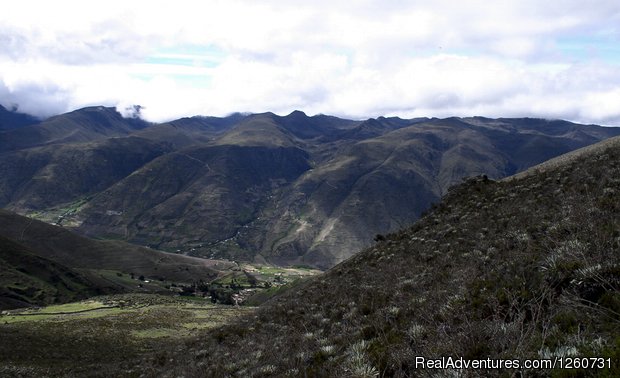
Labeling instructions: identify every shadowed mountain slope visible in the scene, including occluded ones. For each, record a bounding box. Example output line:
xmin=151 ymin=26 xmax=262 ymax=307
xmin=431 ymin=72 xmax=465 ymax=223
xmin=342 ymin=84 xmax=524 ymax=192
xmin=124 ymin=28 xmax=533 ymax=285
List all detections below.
xmin=145 ymin=135 xmax=620 ymax=377
xmin=75 ymin=144 xmax=311 ymax=256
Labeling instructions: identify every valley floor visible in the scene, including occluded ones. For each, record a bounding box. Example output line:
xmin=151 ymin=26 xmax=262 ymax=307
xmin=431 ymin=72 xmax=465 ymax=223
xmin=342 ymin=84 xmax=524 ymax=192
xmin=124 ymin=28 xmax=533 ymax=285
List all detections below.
xmin=0 ymin=294 xmax=254 ymax=377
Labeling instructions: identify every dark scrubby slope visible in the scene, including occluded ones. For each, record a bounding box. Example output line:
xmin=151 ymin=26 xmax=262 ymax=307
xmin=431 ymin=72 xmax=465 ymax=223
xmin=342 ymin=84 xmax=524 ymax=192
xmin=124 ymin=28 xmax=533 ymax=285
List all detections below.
xmin=147 ymin=137 xmax=620 ymax=377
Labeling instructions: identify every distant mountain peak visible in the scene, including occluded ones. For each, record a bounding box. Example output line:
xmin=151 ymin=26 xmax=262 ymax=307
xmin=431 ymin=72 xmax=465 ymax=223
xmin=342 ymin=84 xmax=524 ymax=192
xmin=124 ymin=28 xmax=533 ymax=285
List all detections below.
xmin=286 ymin=110 xmax=308 ymax=118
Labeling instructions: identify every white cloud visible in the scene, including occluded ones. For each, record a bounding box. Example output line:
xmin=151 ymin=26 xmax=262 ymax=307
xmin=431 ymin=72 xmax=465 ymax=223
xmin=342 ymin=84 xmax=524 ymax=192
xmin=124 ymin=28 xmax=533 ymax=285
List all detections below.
xmin=1 ymin=0 xmax=620 ymax=124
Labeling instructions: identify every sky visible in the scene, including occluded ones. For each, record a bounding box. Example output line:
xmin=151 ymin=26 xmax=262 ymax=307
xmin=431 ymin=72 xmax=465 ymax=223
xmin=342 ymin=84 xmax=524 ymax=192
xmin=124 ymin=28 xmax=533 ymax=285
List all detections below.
xmin=1 ymin=0 xmax=620 ymax=125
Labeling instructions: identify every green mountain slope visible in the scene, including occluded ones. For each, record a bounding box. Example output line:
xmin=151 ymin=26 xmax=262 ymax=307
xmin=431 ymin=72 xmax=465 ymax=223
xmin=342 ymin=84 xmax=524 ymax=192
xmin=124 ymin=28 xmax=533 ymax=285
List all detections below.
xmin=149 ymin=135 xmax=620 ymax=377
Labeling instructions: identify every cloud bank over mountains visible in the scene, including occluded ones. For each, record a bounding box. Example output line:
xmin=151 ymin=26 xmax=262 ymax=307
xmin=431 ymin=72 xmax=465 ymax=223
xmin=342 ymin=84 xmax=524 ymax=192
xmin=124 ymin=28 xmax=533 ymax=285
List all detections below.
xmin=1 ymin=0 xmax=620 ymax=124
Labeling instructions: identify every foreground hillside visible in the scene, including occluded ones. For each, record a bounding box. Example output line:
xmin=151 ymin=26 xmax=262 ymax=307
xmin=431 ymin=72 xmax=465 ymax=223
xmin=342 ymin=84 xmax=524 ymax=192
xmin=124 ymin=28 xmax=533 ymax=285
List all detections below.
xmin=137 ymin=136 xmax=620 ymax=376
xmin=2 ymin=107 xmax=619 ymax=268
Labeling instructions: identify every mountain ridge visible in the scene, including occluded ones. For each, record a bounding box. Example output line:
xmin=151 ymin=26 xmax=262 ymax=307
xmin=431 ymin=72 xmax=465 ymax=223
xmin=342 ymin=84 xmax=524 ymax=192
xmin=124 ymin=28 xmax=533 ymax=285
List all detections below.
xmin=1 ymin=107 xmax=619 ymax=268
xmin=0 ymin=106 xmax=150 ymax=153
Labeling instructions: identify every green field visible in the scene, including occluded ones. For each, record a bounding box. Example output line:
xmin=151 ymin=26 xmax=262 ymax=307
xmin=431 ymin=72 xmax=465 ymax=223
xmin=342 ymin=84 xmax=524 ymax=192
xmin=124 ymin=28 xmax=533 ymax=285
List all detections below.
xmin=26 ymin=197 xmax=90 ymax=227
xmin=0 ymin=294 xmax=255 ymax=376
xmin=205 ymin=263 xmax=321 ymax=305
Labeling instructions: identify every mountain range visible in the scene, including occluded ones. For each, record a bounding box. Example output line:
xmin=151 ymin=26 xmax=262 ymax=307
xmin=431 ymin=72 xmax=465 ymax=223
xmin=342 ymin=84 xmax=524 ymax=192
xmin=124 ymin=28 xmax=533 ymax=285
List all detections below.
xmin=1 ymin=106 xmax=619 ymax=269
